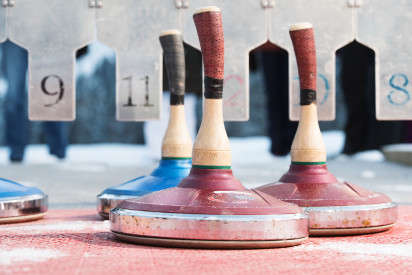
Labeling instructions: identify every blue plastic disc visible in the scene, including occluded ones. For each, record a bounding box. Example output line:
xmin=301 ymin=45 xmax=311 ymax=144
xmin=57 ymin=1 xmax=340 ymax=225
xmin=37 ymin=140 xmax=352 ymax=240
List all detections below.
xmin=0 ymin=178 xmax=48 ymax=223
xmin=97 ymin=159 xmax=191 ymax=218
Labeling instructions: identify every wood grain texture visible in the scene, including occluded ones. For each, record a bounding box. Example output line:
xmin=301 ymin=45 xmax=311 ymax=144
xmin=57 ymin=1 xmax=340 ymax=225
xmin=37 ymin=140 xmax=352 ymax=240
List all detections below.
xmin=291 ymin=98 xmax=326 ymax=163
xmin=161 ymin=105 xmax=192 ymax=158
xmin=192 ymin=99 xmax=231 ymax=166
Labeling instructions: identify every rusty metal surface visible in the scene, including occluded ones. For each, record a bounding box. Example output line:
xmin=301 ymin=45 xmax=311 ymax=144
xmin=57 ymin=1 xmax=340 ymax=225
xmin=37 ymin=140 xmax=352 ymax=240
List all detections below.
xmin=306 ymin=202 xmax=398 ymax=234
xmin=110 ymin=209 xmax=309 ymax=242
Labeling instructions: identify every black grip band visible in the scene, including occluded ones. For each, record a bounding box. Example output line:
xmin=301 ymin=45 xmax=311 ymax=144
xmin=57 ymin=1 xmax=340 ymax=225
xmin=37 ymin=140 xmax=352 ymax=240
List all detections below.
xmin=159 ymin=33 xmax=185 ymax=105
xmin=170 ymin=94 xmax=184 ymax=105
xmin=204 ymin=76 xmax=223 ymax=99
xmin=300 ymin=89 xmax=316 ymax=105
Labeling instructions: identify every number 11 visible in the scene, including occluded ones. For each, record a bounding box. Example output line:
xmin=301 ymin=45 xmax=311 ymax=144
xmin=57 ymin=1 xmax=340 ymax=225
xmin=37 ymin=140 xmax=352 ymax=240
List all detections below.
xmin=123 ymin=76 xmax=136 ymax=107
xmin=122 ymin=75 xmax=153 ymax=107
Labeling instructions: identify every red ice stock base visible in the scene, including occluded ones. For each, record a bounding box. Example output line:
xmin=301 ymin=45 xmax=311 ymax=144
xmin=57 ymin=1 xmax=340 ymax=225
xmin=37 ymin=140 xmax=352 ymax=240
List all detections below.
xmin=110 ymin=6 xmax=309 ymax=249
xmin=255 ymin=22 xmax=397 ymax=236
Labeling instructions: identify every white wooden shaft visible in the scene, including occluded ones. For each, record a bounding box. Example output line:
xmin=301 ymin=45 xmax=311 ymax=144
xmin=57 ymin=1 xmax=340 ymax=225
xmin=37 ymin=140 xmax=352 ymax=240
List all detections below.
xmin=192 ymin=99 xmax=231 ymax=166
xmin=291 ymin=104 xmax=326 ymax=162
xmin=161 ymin=105 xmax=192 ymax=158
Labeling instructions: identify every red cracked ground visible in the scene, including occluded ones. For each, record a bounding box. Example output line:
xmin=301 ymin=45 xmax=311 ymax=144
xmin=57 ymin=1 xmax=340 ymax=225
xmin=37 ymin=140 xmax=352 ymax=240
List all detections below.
xmin=0 ymin=206 xmax=411 ymax=275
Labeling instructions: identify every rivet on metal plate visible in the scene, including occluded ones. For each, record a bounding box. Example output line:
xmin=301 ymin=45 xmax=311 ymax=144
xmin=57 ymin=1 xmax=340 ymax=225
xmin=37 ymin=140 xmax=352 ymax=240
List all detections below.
xmin=261 ymin=0 xmax=275 ymax=9
xmin=89 ymin=0 xmax=96 ymax=8
xmin=182 ymin=0 xmax=189 ymax=8
xmin=347 ymin=0 xmax=361 ymax=8
xmin=1 ymin=0 xmax=8 ymax=8
xmin=96 ymin=0 xmax=103 ymax=8
xmin=261 ymin=0 xmax=268 ymax=8
xmin=174 ymin=0 xmax=182 ymax=8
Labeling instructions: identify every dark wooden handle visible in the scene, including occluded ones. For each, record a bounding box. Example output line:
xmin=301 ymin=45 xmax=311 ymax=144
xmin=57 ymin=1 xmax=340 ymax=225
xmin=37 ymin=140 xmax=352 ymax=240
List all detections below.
xmin=193 ymin=7 xmax=224 ymax=99
xmin=290 ymin=23 xmax=317 ymax=105
xmin=159 ymin=30 xmax=185 ymax=105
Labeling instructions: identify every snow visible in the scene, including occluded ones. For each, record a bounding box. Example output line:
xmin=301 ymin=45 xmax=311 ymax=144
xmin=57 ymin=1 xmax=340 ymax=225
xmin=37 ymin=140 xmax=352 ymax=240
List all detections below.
xmin=0 ymin=248 xmax=66 ymax=265
xmin=381 ymin=184 xmax=412 ymax=192
xmin=302 ymin=241 xmax=412 ymax=259
xmin=382 ymin=143 xmax=412 ymax=152
xmin=1 ymin=221 xmax=109 ymax=234
xmin=336 ymin=150 xmax=386 ymax=162
xmin=352 ymin=150 xmax=386 ymax=162
xmin=0 ymin=143 xmax=151 ymax=167
xmin=0 ymin=221 xmax=110 ymax=266
xmin=360 ymin=170 xmax=376 ymax=179
xmin=0 ymin=78 xmax=7 ymax=98
xmin=0 ymin=129 xmax=393 ymax=167
xmin=322 ymin=130 xmax=345 ymax=157
xmin=0 ymin=130 xmax=347 ymax=167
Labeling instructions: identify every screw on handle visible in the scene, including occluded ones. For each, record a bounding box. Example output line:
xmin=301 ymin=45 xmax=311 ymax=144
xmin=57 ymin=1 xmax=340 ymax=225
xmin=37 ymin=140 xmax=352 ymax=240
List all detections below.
xmin=193 ymin=6 xmax=224 ymax=100
xmin=290 ymin=22 xmax=317 ymax=106
xmin=159 ymin=30 xmax=185 ymax=105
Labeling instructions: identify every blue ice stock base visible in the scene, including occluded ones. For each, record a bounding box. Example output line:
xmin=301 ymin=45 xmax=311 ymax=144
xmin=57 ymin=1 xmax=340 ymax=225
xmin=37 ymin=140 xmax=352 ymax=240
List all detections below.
xmin=97 ymin=159 xmax=191 ymax=219
xmin=0 ymin=178 xmax=48 ymax=224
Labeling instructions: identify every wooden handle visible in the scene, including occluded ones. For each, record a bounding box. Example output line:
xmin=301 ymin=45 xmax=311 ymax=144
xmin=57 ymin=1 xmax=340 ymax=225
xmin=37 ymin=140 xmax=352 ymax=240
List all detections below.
xmin=192 ymin=6 xmax=231 ymax=169
xmin=289 ymin=22 xmax=326 ymax=164
xmin=159 ymin=29 xmax=185 ymax=105
xmin=159 ymin=30 xmax=192 ymax=159
xmin=193 ymin=6 xmax=224 ymax=99
xmin=289 ymin=22 xmax=316 ymax=105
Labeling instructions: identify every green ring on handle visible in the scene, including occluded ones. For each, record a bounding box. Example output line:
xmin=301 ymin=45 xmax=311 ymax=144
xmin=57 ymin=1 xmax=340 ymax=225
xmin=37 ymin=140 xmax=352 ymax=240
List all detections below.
xmin=292 ymin=161 xmax=326 ymax=165
xmin=192 ymin=165 xmax=231 ymax=170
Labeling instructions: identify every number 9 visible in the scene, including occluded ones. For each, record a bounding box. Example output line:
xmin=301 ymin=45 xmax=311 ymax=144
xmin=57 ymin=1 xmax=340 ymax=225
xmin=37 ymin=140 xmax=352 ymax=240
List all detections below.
xmin=41 ymin=75 xmax=64 ymax=107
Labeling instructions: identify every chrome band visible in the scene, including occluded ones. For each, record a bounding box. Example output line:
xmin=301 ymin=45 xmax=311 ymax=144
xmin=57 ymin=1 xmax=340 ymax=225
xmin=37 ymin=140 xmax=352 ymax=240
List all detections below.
xmin=0 ymin=193 xmax=48 ymax=221
xmin=112 ymin=232 xmax=308 ymax=249
xmin=310 ymin=224 xmax=395 ymax=236
xmin=97 ymin=194 xmax=135 ymax=218
xmin=110 ymin=208 xmax=309 ymax=241
xmin=303 ymin=202 xmax=398 ymax=232
xmin=304 ymin=202 xmax=397 ymax=212
xmin=0 ymin=212 xmax=46 ymax=224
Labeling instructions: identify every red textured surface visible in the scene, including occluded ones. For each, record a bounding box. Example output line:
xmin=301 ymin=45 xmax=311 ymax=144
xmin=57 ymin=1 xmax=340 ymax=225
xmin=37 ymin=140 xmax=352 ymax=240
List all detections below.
xmin=118 ymin=169 xmax=304 ymax=215
xmin=193 ymin=10 xmax=224 ymax=79
xmin=256 ymin=165 xmax=393 ymax=206
xmin=1 ymin=207 xmax=412 ymax=275
xmin=290 ymin=28 xmax=317 ymax=91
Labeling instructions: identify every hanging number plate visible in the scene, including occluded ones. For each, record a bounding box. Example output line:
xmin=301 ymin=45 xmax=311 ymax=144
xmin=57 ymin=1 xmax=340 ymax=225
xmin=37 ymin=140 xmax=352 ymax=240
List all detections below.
xmin=358 ymin=0 xmax=412 ymax=120
xmin=270 ymin=0 xmax=354 ymax=121
xmin=96 ymin=0 xmax=181 ymax=121
xmin=183 ymin=0 xmax=268 ymax=121
xmin=0 ymin=4 xmax=5 ymax=43
xmin=8 ymin=0 xmax=95 ymax=121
